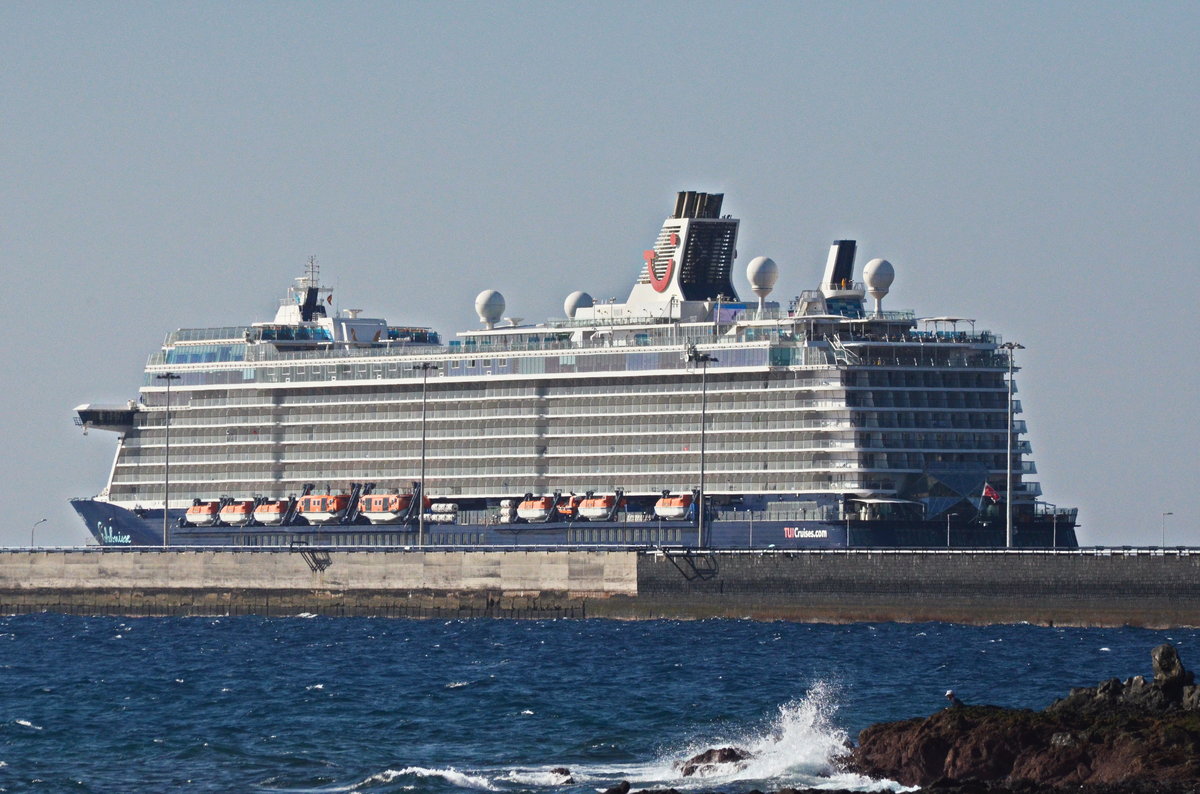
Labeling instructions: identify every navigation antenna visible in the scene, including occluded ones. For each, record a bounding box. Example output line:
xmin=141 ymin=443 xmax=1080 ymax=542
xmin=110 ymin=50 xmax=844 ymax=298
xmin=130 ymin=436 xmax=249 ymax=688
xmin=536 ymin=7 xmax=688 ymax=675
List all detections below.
xmin=306 ymin=255 xmax=320 ymax=287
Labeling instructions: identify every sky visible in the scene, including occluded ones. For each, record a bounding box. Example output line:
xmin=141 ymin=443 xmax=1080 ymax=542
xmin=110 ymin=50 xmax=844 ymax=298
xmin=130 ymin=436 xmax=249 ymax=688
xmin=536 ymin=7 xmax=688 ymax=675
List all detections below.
xmin=2 ymin=1 xmax=1196 ymax=547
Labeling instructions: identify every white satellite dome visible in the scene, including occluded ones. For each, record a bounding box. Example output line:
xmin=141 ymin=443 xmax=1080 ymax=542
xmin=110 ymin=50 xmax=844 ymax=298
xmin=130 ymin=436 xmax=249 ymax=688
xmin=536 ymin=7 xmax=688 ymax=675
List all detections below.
xmin=563 ymin=290 xmax=594 ymax=319
xmin=475 ymin=289 xmax=505 ymax=329
xmin=863 ymin=258 xmax=895 ymax=291
xmin=746 ymin=256 xmax=779 ymax=293
xmin=746 ymin=256 xmax=779 ymax=317
xmin=863 ymin=258 xmax=894 ymax=316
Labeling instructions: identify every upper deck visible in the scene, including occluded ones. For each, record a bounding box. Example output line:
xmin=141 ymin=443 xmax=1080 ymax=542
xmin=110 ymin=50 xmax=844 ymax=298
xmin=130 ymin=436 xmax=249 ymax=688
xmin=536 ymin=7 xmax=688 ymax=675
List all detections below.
xmin=136 ymin=192 xmax=1009 ymax=390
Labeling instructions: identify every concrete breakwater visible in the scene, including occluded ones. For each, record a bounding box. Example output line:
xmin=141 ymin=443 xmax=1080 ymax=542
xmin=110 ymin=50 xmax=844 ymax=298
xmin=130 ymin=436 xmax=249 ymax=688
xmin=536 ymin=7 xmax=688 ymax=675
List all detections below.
xmin=2 ymin=547 xmax=1199 ymax=626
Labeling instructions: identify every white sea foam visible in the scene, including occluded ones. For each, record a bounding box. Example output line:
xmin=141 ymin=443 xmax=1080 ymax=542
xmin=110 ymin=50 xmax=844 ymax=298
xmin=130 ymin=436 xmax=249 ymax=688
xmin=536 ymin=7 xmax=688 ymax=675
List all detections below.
xmin=356 ymin=766 xmax=499 ymax=791
xmin=566 ymin=682 xmax=911 ymax=793
xmin=306 ymin=683 xmax=324 ymax=691
xmin=15 ymin=719 xmax=42 ymax=730
xmin=498 ymin=768 xmax=574 ymax=786
xmin=445 ymin=681 xmax=471 ymax=689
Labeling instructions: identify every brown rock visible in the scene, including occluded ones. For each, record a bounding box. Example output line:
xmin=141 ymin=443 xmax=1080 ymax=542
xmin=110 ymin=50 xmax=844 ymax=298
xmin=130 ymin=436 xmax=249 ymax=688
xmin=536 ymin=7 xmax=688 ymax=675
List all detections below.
xmin=677 ymin=746 xmax=752 ymax=777
xmin=1153 ymin=644 xmax=1192 ymax=688
xmin=850 ymin=645 xmax=1200 ymax=788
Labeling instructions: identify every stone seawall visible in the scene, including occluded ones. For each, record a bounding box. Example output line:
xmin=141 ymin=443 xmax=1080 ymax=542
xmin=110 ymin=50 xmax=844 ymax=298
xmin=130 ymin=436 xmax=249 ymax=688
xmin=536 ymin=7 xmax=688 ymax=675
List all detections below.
xmin=633 ymin=549 xmax=1200 ymax=626
xmin=1 ymin=548 xmax=1198 ymax=626
xmin=0 ymin=549 xmax=638 ymax=618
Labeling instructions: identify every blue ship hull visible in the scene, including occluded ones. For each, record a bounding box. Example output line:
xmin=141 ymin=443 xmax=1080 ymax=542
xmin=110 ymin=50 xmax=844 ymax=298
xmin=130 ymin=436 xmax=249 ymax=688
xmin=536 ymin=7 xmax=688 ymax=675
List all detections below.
xmin=70 ymin=499 xmax=1079 ymax=550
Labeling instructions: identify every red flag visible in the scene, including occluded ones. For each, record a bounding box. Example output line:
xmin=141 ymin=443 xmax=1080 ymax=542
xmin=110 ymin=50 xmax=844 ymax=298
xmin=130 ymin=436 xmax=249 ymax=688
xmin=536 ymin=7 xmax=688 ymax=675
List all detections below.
xmin=983 ymin=484 xmax=1001 ymax=503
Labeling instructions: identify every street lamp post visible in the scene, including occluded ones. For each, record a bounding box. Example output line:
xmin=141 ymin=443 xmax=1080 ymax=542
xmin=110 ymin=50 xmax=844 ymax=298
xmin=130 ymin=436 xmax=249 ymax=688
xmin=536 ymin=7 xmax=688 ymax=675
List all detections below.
xmin=414 ymin=362 xmax=439 ymax=547
xmin=30 ymin=518 xmax=47 ymax=547
xmin=946 ymin=512 xmax=958 ymax=548
xmin=999 ymin=342 xmax=1024 ymax=548
xmin=1047 ymin=503 xmax=1058 ymax=548
xmin=1162 ymin=511 xmax=1174 ymax=549
xmin=157 ymin=372 xmax=181 ymax=547
xmin=686 ymin=345 xmax=717 ymax=548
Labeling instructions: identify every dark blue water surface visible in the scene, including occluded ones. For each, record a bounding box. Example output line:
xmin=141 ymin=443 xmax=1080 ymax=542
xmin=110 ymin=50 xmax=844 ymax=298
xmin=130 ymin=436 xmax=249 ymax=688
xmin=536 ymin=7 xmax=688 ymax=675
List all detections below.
xmin=0 ymin=616 xmax=1194 ymax=792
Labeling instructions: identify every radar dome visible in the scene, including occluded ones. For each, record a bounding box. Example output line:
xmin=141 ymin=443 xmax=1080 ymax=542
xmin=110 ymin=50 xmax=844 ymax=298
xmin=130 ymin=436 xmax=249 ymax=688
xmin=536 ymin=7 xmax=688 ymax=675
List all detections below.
xmin=863 ymin=258 xmax=894 ymax=316
xmin=863 ymin=258 xmax=894 ymax=291
xmin=746 ymin=256 xmax=779 ymax=317
xmin=746 ymin=256 xmax=779 ymax=292
xmin=475 ymin=289 xmax=505 ymax=329
xmin=563 ymin=290 xmax=594 ymax=319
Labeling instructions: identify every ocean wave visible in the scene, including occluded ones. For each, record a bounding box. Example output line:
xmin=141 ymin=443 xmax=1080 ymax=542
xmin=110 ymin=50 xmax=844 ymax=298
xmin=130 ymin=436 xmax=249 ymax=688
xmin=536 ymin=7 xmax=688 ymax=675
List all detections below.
xmin=497 ymin=768 xmax=574 ymax=786
xmin=356 ymin=766 xmax=499 ymax=791
xmin=564 ymin=682 xmax=910 ymax=792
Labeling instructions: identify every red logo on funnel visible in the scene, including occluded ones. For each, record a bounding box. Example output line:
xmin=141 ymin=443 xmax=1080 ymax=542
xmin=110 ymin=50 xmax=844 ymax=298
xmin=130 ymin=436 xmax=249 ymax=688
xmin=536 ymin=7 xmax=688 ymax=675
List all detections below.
xmin=644 ymin=250 xmax=674 ymax=293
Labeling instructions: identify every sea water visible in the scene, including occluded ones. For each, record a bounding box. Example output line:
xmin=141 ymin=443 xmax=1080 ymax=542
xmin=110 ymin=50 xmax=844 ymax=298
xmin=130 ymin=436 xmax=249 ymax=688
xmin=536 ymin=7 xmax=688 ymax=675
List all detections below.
xmin=0 ymin=616 xmax=1193 ymax=792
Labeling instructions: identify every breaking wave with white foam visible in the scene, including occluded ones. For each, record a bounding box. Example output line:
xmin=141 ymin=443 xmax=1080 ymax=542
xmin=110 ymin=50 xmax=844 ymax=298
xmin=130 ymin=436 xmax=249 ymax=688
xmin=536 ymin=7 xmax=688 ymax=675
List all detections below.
xmin=354 ymin=766 xmax=499 ymax=791
xmin=633 ymin=681 xmax=907 ymax=792
xmin=459 ymin=683 xmax=908 ymax=793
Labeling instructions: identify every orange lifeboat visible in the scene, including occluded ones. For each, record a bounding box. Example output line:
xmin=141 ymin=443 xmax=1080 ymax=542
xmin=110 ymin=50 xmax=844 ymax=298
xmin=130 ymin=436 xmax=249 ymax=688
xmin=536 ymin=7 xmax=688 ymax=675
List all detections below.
xmin=578 ymin=494 xmax=622 ymax=521
xmin=556 ymin=495 xmax=583 ymax=519
xmin=653 ymin=493 xmax=694 ymax=520
xmin=253 ymin=500 xmax=289 ymax=526
xmin=360 ymin=493 xmax=416 ymax=525
xmin=517 ymin=496 xmax=554 ymax=522
xmin=297 ymin=493 xmax=351 ymax=525
xmin=183 ymin=500 xmax=221 ymax=526
xmin=219 ymin=500 xmax=255 ymax=526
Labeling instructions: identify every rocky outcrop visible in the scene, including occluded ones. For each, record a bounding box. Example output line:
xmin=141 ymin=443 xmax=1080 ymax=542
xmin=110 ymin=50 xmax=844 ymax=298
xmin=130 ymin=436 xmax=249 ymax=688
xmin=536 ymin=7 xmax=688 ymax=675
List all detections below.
xmin=677 ymin=746 xmax=753 ymax=777
xmin=849 ymin=644 xmax=1200 ymax=788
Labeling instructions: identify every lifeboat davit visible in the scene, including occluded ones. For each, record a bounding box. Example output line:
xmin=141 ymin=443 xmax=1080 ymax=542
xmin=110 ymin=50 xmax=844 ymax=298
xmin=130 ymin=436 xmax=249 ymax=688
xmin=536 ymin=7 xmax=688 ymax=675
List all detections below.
xmin=517 ymin=496 xmax=554 ymax=522
xmin=360 ymin=493 xmax=415 ymax=525
xmin=183 ymin=500 xmax=221 ymax=526
xmin=253 ymin=500 xmax=289 ymax=526
xmin=654 ymin=493 xmax=694 ymax=520
xmin=297 ymin=494 xmax=350 ymax=525
xmin=578 ymin=494 xmax=621 ymax=521
xmin=219 ymin=500 xmax=255 ymax=526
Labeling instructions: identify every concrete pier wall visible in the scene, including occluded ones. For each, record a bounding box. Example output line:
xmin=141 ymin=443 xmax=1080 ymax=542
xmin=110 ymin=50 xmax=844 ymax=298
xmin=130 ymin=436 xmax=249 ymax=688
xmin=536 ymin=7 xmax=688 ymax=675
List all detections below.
xmin=1 ymin=548 xmax=1198 ymax=626
xmin=633 ymin=549 xmax=1200 ymax=627
xmin=0 ymin=549 xmax=637 ymax=618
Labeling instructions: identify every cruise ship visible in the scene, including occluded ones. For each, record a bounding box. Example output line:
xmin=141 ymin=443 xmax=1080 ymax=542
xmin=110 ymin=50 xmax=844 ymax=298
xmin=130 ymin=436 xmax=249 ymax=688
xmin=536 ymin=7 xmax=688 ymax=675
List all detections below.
xmin=72 ymin=191 xmax=1078 ymax=549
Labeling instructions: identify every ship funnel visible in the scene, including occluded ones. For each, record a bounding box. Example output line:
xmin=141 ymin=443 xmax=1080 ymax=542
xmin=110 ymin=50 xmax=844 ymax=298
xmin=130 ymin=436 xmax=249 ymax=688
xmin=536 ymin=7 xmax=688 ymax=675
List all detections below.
xmin=820 ymin=240 xmax=857 ymax=296
xmin=671 ymin=191 xmax=724 ymax=219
